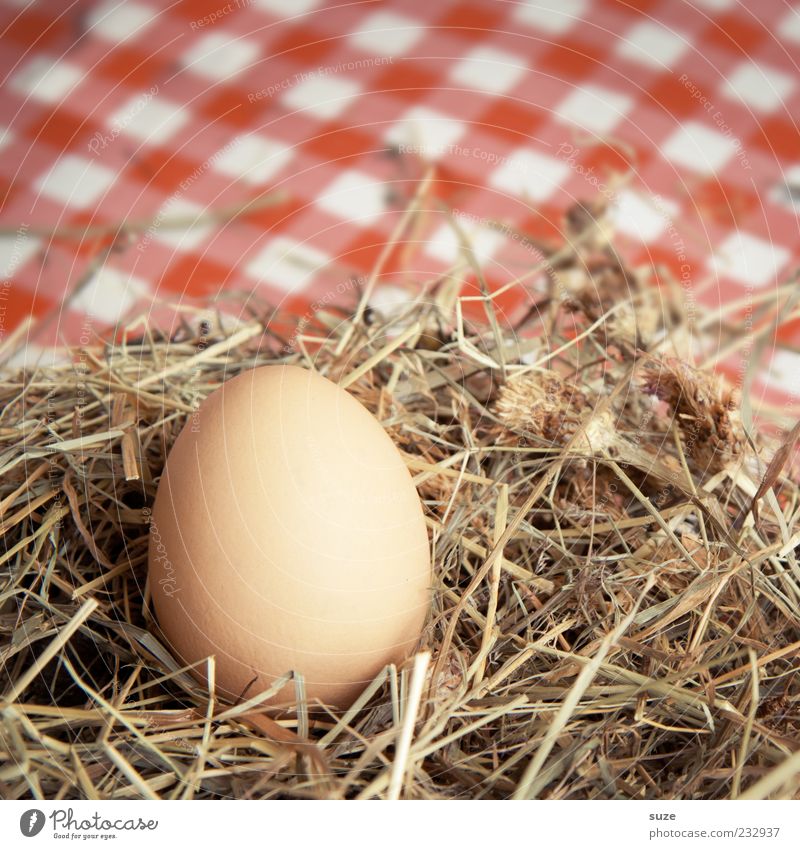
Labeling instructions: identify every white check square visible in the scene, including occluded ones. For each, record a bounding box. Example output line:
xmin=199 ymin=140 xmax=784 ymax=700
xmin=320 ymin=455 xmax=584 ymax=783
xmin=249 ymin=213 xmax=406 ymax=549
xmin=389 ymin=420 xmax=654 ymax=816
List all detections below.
xmin=490 ymin=149 xmax=570 ymax=202
xmin=213 ymin=134 xmax=292 ymax=184
xmin=450 ymin=46 xmax=527 ymax=94
xmin=709 ymin=232 xmax=790 ymax=288
xmin=513 ymin=0 xmax=587 ymax=34
xmin=35 ymin=156 xmax=117 ymax=209
xmin=555 ymin=84 xmax=632 ymax=135
xmin=317 ymin=171 xmax=386 ymax=225
xmin=183 ymin=32 xmax=260 ymax=80
xmin=723 ymin=62 xmax=794 ymax=113
xmin=245 ymin=238 xmax=329 ymax=292
xmin=282 ymin=75 xmax=360 ymax=120
xmin=385 ymin=106 xmax=466 ymax=158
xmin=350 ymin=11 xmax=424 ymax=56
xmin=617 ymin=21 xmax=689 ymax=68
xmin=71 ymin=267 xmax=149 ymax=324
xmin=109 ymin=95 xmax=188 ymax=144
xmin=87 ymin=1 xmax=155 ymax=41
xmin=661 ymin=122 xmax=739 ymax=174
xmin=10 ymin=57 xmax=84 ymax=104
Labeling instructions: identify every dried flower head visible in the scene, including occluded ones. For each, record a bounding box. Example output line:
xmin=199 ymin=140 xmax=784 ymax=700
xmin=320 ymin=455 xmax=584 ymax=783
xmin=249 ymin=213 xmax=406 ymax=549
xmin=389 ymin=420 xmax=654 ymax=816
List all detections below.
xmin=495 ymin=370 xmax=617 ymax=455
xmin=607 ymin=299 xmax=660 ymax=348
xmin=558 ymin=257 xmax=661 ymax=349
xmin=641 ymin=356 xmax=744 ymax=470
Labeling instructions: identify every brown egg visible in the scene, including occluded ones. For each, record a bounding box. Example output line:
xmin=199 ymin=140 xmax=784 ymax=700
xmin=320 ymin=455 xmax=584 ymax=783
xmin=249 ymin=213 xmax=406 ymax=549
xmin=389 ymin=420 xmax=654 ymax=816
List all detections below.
xmin=148 ymin=365 xmax=432 ymax=710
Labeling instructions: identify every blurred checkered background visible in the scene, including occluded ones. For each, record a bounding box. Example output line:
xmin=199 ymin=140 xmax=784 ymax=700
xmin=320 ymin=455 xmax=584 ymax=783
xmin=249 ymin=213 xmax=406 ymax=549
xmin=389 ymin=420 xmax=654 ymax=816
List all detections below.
xmin=1 ymin=0 xmax=799 ymax=412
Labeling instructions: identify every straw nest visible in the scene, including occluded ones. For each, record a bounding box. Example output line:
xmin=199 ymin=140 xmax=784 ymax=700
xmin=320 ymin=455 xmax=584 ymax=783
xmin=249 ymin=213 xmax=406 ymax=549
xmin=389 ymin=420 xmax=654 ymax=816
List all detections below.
xmin=1 ymin=197 xmax=800 ymax=801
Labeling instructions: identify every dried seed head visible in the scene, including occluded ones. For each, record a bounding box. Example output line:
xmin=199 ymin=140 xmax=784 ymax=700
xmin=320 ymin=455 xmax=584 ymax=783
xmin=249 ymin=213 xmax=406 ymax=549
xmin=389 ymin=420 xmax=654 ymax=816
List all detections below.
xmin=641 ymin=356 xmax=744 ymax=470
xmin=608 ymin=300 xmax=660 ymax=348
xmin=495 ymin=371 xmax=617 ymax=455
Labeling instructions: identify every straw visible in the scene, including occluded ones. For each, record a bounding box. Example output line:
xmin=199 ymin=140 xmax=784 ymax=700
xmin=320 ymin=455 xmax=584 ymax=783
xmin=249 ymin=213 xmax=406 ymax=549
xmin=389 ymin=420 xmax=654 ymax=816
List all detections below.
xmin=1 ymin=191 xmax=799 ymax=800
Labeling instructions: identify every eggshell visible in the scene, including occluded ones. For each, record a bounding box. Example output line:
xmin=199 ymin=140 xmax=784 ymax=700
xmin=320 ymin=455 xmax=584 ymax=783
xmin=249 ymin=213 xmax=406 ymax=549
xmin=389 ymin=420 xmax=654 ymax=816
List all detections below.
xmin=148 ymin=365 xmax=432 ymax=710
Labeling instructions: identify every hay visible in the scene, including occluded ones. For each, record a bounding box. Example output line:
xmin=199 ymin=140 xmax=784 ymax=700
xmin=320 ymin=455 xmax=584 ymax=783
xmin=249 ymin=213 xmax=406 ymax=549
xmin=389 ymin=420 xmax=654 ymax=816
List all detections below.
xmin=1 ymin=196 xmax=800 ymax=800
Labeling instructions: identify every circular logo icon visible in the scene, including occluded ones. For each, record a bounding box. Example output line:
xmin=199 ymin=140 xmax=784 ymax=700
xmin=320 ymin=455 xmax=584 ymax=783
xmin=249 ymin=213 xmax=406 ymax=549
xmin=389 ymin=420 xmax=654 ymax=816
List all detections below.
xmin=19 ymin=810 xmax=45 ymax=837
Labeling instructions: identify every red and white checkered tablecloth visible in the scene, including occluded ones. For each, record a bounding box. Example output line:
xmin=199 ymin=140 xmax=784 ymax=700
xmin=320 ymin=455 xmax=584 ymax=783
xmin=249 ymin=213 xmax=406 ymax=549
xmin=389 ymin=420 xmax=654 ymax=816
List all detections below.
xmin=1 ymin=0 xmax=799 ymax=414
